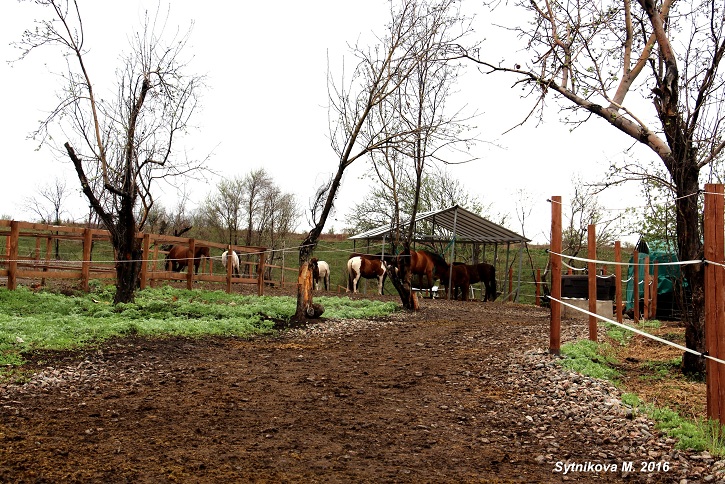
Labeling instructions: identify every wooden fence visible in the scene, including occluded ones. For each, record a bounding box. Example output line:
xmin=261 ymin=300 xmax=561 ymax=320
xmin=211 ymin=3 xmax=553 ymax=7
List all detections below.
xmin=0 ymin=220 xmax=299 ymax=294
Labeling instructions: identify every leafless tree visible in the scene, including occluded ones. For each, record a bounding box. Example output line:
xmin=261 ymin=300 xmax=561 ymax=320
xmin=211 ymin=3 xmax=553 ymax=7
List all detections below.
xmin=15 ymin=1 xmax=206 ymax=303
xmin=24 ymin=177 xmax=70 ymax=226
xmin=293 ymin=0 xmax=441 ymax=321
xmin=466 ymin=0 xmax=725 ymax=373
xmin=199 ymin=177 xmax=245 ymax=245
xmin=242 ymin=168 xmax=274 ymax=247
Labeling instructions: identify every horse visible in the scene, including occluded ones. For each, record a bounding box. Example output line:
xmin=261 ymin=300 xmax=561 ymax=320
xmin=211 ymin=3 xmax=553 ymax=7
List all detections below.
xmin=166 ymin=245 xmax=210 ymax=274
xmin=347 ymin=254 xmax=388 ymax=295
xmin=453 ymin=262 xmax=498 ymax=301
xmin=311 ymin=257 xmax=331 ymax=291
xmin=221 ymin=250 xmax=240 ymax=276
xmin=407 ymin=249 xmax=449 ymax=289
xmin=440 ymin=263 xmax=470 ymax=301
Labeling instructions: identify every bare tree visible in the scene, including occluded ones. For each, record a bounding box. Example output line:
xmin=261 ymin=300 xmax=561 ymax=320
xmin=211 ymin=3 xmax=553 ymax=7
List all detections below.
xmin=242 ymin=168 xmax=273 ymax=247
xmin=16 ymin=1 xmax=206 ymax=303
xmin=24 ymin=177 xmax=70 ymax=226
xmin=199 ymin=177 xmax=245 ymax=245
xmin=293 ymin=0 xmax=440 ymax=321
xmin=466 ymin=0 xmax=725 ymax=373
xmin=24 ymin=177 xmax=71 ymax=259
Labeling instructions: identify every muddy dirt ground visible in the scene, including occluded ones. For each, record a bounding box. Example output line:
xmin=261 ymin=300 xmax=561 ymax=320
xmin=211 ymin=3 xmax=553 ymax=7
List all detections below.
xmin=0 ymin=289 xmax=713 ymax=483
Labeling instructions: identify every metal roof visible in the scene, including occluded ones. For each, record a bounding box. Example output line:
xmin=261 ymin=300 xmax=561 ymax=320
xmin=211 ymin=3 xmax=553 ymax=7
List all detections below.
xmin=349 ymin=205 xmax=530 ymax=244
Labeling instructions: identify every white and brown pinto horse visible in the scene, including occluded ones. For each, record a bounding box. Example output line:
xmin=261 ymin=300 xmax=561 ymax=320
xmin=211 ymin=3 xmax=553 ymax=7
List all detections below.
xmin=347 ymin=253 xmax=389 ymax=295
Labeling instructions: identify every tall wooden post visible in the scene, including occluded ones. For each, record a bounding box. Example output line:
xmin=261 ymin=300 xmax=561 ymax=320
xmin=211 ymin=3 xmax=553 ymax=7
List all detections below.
xmin=587 ymin=224 xmax=597 ymax=341
xmin=633 ymin=249 xmax=640 ymax=324
xmin=81 ymin=228 xmax=92 ymax=292
xmin=651 ymin=263 xmax=658 ymax=319
xmin=257 ymin=251 xmax=266 ymax=296
xmin=615 ymin=241 xmax=623 ymax=323
xmin=226 ymin=245 xmax=233 ymax=294
xmin=187 ymin=238 xmax=195 ymax=290
xmin=140 ymin=233 xmax=150 ymax=290
xmin=550 ymin=196 xmax=562 ymax=355
xmin=7 ymin=221 xmax=19 ymax=290
xmin=643 ymin=256 xmax=651 ymax=319
xmin=704 ymin=183 xmax=725 ymax=423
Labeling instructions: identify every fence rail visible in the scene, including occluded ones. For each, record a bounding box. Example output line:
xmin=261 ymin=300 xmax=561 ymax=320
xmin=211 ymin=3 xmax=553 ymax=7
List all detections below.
xmin=0 ymin=220 xmax=301 ymax=294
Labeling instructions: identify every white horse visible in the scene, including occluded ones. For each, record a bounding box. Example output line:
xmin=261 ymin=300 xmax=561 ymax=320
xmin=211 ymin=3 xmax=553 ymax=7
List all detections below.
xmin=221 ymin=250 xmax=240 ymax=276
xmin=311 ymin=258 xmax=331 ymax=291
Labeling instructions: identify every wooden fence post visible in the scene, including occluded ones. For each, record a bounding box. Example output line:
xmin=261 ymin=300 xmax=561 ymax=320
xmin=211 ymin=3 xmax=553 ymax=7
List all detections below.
xmin=633 ymin=249 xmax=640 ymax=324
xmin=704 ymin=183 xmax=725 ymax=424
xmin=550 ymin=196 xmax=562 ymax=355
xmin=81 ymin=228 xmax=92 ymax=292
xmin=187 ymin=238 xmax=195 ymax=290
xmin=8 ymin=221 xmax=19 ymax=290
xmin=651 ymin=263 xmax=658 ymax=319
xmin=615 ymin=241 xmax=623 ymax=323
xmin=140 ymin=233 xmax=150 ymax=290
xmin=588 ymin=224 xmax=597 ymax=342
xmin=257 ymin=251 xmax=266 ymax=296
xmin=226 ymin=245 xmax=233 ymax=294
xmin=644 ymin=256 xmax=651 ymax=319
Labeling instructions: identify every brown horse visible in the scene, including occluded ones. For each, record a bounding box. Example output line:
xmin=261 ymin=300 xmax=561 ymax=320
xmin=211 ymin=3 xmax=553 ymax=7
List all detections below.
xmin=347 ymin=254 xmax=389 ymax=294
xmin=454 ymin=262 xmax=498 ymax=301
xmin=440 ymin=263 xmax=470 ymax=301
xmin=406 ymin=249 xmax=449 ymax=289
xmin=166 ymin=245 xmax=210 ymax=274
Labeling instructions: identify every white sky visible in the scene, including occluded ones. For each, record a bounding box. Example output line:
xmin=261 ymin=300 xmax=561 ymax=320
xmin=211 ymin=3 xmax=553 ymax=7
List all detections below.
xmin=1 ymin=1 xmax=651 ymax=245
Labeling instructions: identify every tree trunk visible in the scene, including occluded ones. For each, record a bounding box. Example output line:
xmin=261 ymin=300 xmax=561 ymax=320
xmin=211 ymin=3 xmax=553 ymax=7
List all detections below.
xmin=112 ymin=197 xmax=142 ymax=304
xmin=292 ymin=238 xmax=325 ymax=323
xmin=387 ymin=246 xmax=419 ymax=311
xmin=675 ymin=159 xmax=705 ymax=374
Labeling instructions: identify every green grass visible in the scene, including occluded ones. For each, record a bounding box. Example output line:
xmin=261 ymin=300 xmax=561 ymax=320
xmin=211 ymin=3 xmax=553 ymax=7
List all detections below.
xmin=560 ymin=339 xmax=621 ymax=383
xmin=621 ymin=392 xmax=725 ymax=456
xmin=563 ymin=339 xmax=725 ymax=456
xmin=0 ymin=286 xmax=399 ymax=371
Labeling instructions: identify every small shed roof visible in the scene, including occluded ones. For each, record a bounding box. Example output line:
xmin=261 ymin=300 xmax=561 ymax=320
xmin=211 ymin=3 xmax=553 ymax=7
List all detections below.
xmin=349 ymin=205 xmax=529 ymax=244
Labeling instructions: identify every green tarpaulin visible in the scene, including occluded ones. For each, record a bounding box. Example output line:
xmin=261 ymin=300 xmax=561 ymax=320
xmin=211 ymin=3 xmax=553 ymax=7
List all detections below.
xmin=625 ymin=239 xmax=684 ymax=320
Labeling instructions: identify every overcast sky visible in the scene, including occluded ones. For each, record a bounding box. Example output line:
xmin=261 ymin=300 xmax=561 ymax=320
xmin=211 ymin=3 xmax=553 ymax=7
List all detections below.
xmin=1 ymin=1 xmax=649 ymax=245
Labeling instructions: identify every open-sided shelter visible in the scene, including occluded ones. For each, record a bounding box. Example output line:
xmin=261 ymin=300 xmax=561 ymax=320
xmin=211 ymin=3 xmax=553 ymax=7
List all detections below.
xmin=348 ymin=205 xmax=530 ymax=301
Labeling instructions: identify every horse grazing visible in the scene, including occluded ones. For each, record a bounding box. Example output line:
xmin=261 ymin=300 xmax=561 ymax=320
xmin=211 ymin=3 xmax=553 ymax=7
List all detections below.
xmin=407 ymin=249 xmax=449 ymax=289
xmin=440 ymin=263 xmax=470 ymax=301
xmin=453 ymin=262 xmax=498 ymax=301
xmin=347 ymin=254 xmax=388 ymax=295
xmin=311 ymin=257 xmax=331 ymax=291
xmin=221 ymin=250 xmax=240 ymax=276
xmin=166 ymin=245 xmax=210 ymax=274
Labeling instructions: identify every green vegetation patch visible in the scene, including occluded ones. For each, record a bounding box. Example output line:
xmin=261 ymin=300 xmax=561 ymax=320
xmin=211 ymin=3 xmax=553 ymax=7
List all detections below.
xmin=559 ymin=339 xmax=621 ymax=383
xmin=0 ymin=286 xmax=399 ymax=370
xmin=622 ymin=392 xmax=725 ymax=456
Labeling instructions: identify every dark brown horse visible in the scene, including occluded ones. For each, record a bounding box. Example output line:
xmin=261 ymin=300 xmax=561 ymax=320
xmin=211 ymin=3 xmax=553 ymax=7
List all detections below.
xmin=453 ymin=262 xmax=498 ymax=301
xmin=166 ymin=245 xmax=210 ymax=274
xmin=440 ymin=263 xmax=470 ymax=301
